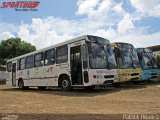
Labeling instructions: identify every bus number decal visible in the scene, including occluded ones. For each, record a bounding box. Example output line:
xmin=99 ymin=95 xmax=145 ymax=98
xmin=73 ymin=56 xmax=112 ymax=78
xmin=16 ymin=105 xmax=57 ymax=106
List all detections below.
xmin=46 ymin=67 xmax=53 ymax=72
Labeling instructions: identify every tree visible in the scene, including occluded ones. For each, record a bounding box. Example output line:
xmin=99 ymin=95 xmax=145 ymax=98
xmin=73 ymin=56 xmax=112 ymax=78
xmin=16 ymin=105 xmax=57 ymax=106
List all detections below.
xmin=0 ymin=38 xmax=36 ymax=65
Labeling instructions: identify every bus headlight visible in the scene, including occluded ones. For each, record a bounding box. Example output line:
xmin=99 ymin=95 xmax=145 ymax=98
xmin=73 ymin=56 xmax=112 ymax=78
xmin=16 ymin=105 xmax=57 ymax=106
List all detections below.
xmin=93 ymin=75 xmax=102 ymax=79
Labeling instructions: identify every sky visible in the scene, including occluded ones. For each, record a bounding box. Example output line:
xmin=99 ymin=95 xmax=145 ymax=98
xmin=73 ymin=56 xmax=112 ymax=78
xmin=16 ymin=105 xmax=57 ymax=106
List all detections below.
xmin=0 ymin=0 xmax=160 ymax=50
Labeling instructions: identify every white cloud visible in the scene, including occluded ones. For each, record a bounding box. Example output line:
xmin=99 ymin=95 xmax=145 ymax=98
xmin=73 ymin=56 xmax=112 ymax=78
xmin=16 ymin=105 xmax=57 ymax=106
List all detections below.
xmin=0 ymin=22 xmax=18 ymax=34
xmin=76 ymin=0 xmax=113 ymax=18
xmin=16 ymin=0 xmax=125 ymax=49
xmin=17 ymin=16 xmax=116 ymax=49
xmin=0 ymin=32 xmax=15 ymax=41
xmin=117 ymin=14 xmax=135 ymax=34
xmin=18 ymin=18 xmax=74 ymax=49
xmin=94 ymin=28 xmax=117 ymax=40
xmin=130 ymin=0 xmax=160 ymax=17
xmin=115 ymin=32 xmax=160 ymax=48
xmin=149 ymin=4 xmax=160 ymax=17
xmin=9 ymin=15 xmax=160 ymax=50
xmin=98 ymin=0 xmax=112 ymax=13
xmin=112 ymin=2 xmax=125 ymax=15
xmin=0 ymin=0 xmax=159 ymax=50
xmin=76 ymin=0 xmax=100 ymax=17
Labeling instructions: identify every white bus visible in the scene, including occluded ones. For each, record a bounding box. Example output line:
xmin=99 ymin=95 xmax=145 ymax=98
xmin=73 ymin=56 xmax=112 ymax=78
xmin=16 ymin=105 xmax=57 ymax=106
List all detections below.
xmin=6 ymin=35 xmax=118 ymax=90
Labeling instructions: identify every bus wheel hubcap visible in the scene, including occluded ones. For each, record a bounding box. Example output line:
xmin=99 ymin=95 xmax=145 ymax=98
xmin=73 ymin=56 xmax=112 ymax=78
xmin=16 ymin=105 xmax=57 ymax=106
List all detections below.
xmin=62 ymin=80 xmax=68 ymax=88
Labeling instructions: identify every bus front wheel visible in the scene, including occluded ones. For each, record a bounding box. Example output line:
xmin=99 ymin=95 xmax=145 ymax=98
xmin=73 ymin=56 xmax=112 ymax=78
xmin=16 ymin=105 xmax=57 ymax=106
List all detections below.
xmin=18 ymin=80 xmax=29 ymax=90
xmin=60 ymin=76 xmax=72 ymax=91
xmin=18 ymin=80 xmax=24 ymax=89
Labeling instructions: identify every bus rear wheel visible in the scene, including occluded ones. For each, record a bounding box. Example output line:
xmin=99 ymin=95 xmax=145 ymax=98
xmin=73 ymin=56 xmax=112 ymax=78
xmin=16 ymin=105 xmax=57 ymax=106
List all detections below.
xmin=60 ymin=76 xmax=72 ymax=91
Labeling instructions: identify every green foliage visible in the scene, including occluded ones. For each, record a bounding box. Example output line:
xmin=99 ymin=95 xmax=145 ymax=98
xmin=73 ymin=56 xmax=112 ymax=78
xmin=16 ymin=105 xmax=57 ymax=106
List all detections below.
xmin=0 ymin=38 xmax=36 ymax=65
xmin=0 ymin=59 xmax=5 ymax=66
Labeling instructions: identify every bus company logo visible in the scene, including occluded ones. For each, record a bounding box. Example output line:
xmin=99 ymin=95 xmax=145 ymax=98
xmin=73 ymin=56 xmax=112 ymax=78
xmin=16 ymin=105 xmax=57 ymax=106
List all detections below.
xmin=1 ymin=1 xmax=40 ymax=11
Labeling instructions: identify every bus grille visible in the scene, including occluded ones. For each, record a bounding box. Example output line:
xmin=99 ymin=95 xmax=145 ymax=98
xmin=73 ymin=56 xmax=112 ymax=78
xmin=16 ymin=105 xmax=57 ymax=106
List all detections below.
xmin=131 ymin=73 xmax=139 ymax=76
xmin=151 ymin=73 xmax=157 ymax=76
xmin=104 ymin=75 xmax=114 ymax=79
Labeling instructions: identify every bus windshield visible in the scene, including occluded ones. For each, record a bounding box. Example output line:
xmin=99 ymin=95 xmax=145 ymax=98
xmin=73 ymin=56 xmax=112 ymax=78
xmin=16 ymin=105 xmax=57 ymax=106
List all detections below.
xmin=130 ymin=49 xmax=141 ymax=68
xmin=140 ymin=48 xmax=158 ymax=69
xmin=87 ymin=36 xmax=117 ymax=69
xmin=117 ymin=43 xmax=140 ymax=69
xmin=120 ymin=49 xmax=133 ymax=68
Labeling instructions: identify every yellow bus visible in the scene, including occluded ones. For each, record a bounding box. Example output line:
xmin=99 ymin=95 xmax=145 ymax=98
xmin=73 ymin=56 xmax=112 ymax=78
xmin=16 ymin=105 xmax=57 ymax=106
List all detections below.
xmin=112 ymin=42 xmax=142 ymax=86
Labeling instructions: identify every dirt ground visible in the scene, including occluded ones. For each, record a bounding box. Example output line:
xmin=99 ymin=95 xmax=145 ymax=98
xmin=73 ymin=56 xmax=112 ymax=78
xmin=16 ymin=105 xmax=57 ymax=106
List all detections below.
xmin=0 ymin=83 xmax=160 ymax=120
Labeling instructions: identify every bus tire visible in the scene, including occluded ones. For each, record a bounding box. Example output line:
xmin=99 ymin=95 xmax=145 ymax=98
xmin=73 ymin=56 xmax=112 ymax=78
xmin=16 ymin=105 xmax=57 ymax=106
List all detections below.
xmin=18 ymin=79 xmax=29 ymax=90
xmin=18 ymin=80 xmax=24 ymax=90
xmin=38 ymin=87 xmax=46 ymax=90
xmin=60 ymin=76 xmax=72 ymax=91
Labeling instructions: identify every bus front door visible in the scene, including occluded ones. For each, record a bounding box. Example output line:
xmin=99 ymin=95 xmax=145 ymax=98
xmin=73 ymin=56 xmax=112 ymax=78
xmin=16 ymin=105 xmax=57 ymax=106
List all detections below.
xmin=12 ymin=62 xmax=16 ymax=86
xmin=70 ymin=45 xmax=83 ymax=85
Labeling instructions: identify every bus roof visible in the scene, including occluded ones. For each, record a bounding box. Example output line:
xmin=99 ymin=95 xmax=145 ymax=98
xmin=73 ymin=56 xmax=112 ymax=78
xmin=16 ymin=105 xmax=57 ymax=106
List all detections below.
xmin=136 ymin=48 xmax=152 ymax=53
xmin=136 ymin=48 xmax=151 ymax=50
xmin=112 ymin=42 xmax=135 ymax=48
xmin=7 ymin=35 xmax=88 ymax=62
xmin=113 ymin=42 xmax=133 ymax=46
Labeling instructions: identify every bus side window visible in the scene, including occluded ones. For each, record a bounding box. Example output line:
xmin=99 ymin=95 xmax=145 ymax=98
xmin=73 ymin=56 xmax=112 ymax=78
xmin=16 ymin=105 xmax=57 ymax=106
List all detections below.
xmin=7 ymin=62 xmax=12 ymax=72
xmin=82 ymin=45 xmax=88 ymax=69
xmin=26 ymin=55 xmax=34 ymax=69
xmin=19 ymin=58 xmax=25 ymax=70
xmin=56 ymin=45 xmax=68 ymax=64
xmin=34 ymin=53 xmax=43 ymax=67
xmin=44 ymin=49 xmax=55 ymax=66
